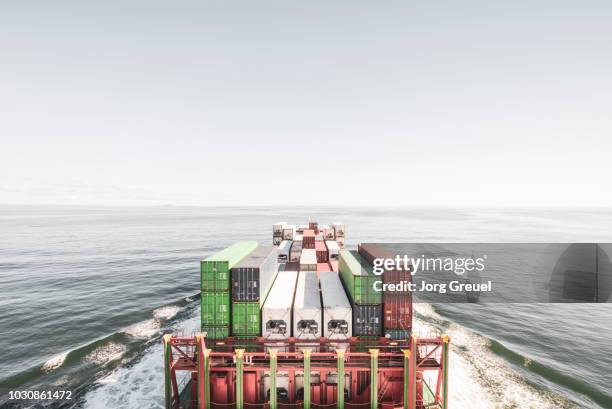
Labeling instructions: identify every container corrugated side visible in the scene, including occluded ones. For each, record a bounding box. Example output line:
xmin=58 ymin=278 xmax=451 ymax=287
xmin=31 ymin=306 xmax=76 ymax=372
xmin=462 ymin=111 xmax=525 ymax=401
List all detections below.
xmin=299 ymin=249 xmax=317 ymax=271
xmin=319 ymin=271 xmax=352 ymax=339
xmin=332 ymin=222 xmax=345 ymax=237
xmin=262 ymin=271 xmax=299 ymax=339
xmin=202 ymin=325 xmax=230 ymax=340
xmin=303 ymin=229 xmax=315 ymax=249
xmin=325 ymin=240 xmax=340 ymax=260
xmin=231 ymin=301 xmax=260 ymax=337
xmin=315 ymin=240 xmax=328 ymax=262
xmin=201 ymin=241 xmax=258 ymax=291
xmin=293 ymin=271 xmax=322 ymax=339
xmin=231 ymin=246 xmax=278 ymax=302
xmin=201 ymin=292 xmax=230 ymax=325
xmin=278 ymin=240 xmax=291 ymax=261
xmin=338 ymin=250 xmax=382 ymax=304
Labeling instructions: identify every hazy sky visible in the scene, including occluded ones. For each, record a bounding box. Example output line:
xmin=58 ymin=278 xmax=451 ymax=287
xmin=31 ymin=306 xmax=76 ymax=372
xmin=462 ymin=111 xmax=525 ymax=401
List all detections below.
xmin=1 ymin=1 xmax=611 ymax=206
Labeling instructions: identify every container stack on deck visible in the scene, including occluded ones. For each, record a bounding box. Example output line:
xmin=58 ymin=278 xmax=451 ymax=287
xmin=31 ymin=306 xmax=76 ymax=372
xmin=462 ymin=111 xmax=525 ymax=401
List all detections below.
xmin=200 ymin=241 xmax=258 ymax=340
xmin=338 ymin=249 xmax=383 ymax=337
xmin=230 ymin=246 xmax=278 ymax=338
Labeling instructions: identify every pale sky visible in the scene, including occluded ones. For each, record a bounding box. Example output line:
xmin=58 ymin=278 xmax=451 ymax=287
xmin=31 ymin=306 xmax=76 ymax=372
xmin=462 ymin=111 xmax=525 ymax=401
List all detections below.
xmin=1 ymin=1 xmax=611 ymax=206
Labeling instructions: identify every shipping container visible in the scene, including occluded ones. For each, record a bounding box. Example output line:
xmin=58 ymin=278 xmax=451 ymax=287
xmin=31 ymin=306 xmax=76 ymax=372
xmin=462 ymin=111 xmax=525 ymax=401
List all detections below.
xmin=273 ymin=236 xmax=282 ymax=246
xmin=358 ymin=243 xmax=412 ymax=332
xmin=262 ymin=271 xmax=299 ymax=339
xmin=231 ymin=301 xmax=260 ymax=337
xmin=289 ymin=243 xmax=302 ymax=263
xmin=332 ymin=222 xmax=345 ymax=238
xmin=315 ymin=240 xmax=328 ymax=262
xmin=338 ymin=250 xmax=382 ymax=304
xmin=201 ymin=241 xmax=258 ymax=291
xmin=297 ymin=224 xmax=308 ymax=233
xmin=294 ymin=233 xmax=303 ymax=243
xmin=317 ymin=262 xmax=332 ymax=273
xmin=201 ymin=325 xmax=230 ymax=340
xmin=201 ymin=292 xmax=231 ymax=325
xmin=231 ymin=246 xmax=278 ymax=302
xmin=321 ymin=225 xmax=334 ymax=240
xmin=299 ymin=249 xmax=317 ymax=272
xmin=282 ymin=225 xmax=296 ymax=241
xmin=384 ymin=328 xmax=411 ymax=340
xmin=277 ymin=240 xmax=291 ymax=262
xmin=319 ymin=271 xmax=352 ymax=340
xmin=326 ymin=240 xmax=340 ymax=261
xmin=352 ymin=303 xmax=383 ymax=337
xmin=293 ymin=271 xmax=322 ymax=340
xmin=308 ymin=221 xmax=318 ymax=234
xmin=315 ymin=234 xmax=324 ymax=242
xmin=302 ymin=229 xmax=315 ymax=249
xmin=273 ymin=222 xmax=287 ymax=236
xmin=336 ymin=236 xmax=346 ymax=249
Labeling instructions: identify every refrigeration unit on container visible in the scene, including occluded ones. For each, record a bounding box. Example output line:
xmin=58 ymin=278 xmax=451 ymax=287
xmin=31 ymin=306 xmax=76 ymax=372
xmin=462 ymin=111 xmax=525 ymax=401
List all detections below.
xmin=293 ymin=271 xmax=322 ymax=340
xmin=299 ymin=249 xmax=317 ymax=272
xmin=319 ymin=271 xmax=352 ymax=340
xmin=338 ymin=250 xmax=382 ymax=305
xmin=302 ymin=229 xmax=315 ymax=249
xmin=282 ymin=225 xmax=296 ymax=240
xmin=353 ymin=303 xmax=383 ymax=337
xmin=201 ymin=241 xmax=258 ymax=291
xmin=290 ymin=241 xmax=302 ymax=262
xmin=231 ymin=246 xmax=278 ymax=302
xmin=273 ymin=222 xmax=287 ymax=236
xmin=273 ymin=236 xmax=282 ymax=246
xmin=315 ymin=240 xmax=328 ymax=263
xmin=332 ymin=222 xmax=345 ymax=238
xmin=326 ymin=240 xmax=340 ymax=261
xmin=321 ymin=225 xmax=334 ymax=240
xmin=277 ymin=240 xmax=291 ymax=262
xmin=262 ymin=271 xmax=299 ymax=339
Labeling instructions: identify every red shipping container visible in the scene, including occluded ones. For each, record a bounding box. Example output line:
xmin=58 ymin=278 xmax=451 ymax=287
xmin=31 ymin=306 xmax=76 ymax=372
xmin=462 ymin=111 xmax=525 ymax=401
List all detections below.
xmin=317 ymin=262 xmax=332 ymax=272
xmin=309 ymin=221 xmax=319 ymax=234
xmin=358 ymin=243 xmax=412 ymax=331
xmin=303 ymin=229 xmax=315 ymax=249
xmin=315 ymin=240 xmax=329 ymax=262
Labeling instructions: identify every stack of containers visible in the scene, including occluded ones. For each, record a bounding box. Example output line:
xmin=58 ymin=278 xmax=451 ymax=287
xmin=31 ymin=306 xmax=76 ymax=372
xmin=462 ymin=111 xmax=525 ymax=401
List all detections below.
xmin=262 ymin=271 xmax=299 ymax=339
xmin=302 ymin=229 xmax=315 ymax=249
xmin=308 ymin=221 xmax=319 ymax=234
xmin=201 ymin=241 xmax=258 ymax=340
xmin=358 ymin=243 xmax=412 ymax=339
xmin=333 ymin=222 xmax=346 ymax=249
xmin=315 ymin=240 xmax=328 ymax=263
xmin=273 ymin=222 xmax=286 ymax=245
xmin=230 ymin=246 xmax=279 ymax=338
xmin=282 ymin=224 xmax=295 ymax=241
xmin=277 ymin=240 xmax=292 ymax=262
xmin=321 ymin=225 xmax=334 ymax=240
xmin=338 ymin=249 xmax=382 ymax=337
xmin=299 ymin=249 xmax=317 ymax=272
xmin=293 ymin=271 xmax=322 ymax=339
xmin=290 ymin=234 xmax=303 ymax=262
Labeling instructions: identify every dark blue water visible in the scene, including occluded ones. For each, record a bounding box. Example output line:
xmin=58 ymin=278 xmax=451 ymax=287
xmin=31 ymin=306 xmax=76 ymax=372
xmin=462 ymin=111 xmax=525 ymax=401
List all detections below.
xmin=0 ymin=206 xmax=611 ymax=409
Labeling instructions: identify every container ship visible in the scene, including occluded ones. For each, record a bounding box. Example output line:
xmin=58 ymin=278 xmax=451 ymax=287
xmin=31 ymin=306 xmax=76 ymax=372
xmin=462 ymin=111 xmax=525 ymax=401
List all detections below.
xmin=163 ymin=221 xmax=450 ymax=409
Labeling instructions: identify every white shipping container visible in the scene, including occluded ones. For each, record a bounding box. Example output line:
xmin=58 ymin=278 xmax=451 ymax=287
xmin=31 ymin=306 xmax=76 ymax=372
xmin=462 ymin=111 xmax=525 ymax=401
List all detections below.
xmin=290 ymin=243 xmax=302 ymax=262
xmin=332 ymin=222 xmax=345 ymax=238
xmin=319 ymin=271 xmax=352 ymax=340
xmin=294 ymin=233 xmax=303 ymax=242
xmin=282 ymin=225 xmax=296 ymax=240
xmin=336 ymin=236 xmax=346 ymax=249
xmin=277 ymin=240 xmax=291 ymax=262
xmin=325 ymin=240 xmax=340 ymax=260
xmin=262 ymin=271 xmax=299 ymax=340
xmin=273 ymin=222 xmax=287 ymax=236
xmin=273 ymin=236 xmax=282 ymax=246
xmin=293 ymin=271 xmax=322 ymax=340
xmin=297 ymin=224 xmax=308 ymax=233
xmin=299 ymin=249 xmax=317 ymax=271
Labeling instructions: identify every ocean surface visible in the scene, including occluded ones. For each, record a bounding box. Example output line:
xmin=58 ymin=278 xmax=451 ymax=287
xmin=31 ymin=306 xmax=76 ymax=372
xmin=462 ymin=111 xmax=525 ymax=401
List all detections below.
xmin=0 ymin=206 xmax=611 ymax=409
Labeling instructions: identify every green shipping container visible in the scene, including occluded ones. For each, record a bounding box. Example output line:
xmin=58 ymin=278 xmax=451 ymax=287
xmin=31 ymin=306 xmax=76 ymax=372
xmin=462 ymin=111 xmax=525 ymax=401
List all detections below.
xmin=339 ymin=249 xmax=382 ymax=304
xmin=201 ymin=292 xmax=230 ymax=325
xmin=201 ymin=241 xmax=258 ymax=291
xmin=231 ymin=302 xmax=261 ymax=336
xmin=201 ymin=325 xmax=230 ymax=340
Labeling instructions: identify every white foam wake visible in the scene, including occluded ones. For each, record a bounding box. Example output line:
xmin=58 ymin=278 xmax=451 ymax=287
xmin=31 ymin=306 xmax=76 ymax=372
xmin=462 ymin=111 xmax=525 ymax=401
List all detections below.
xmin=85 ymin=342 xmax=127 ymax=365
xmin=125 ymin=319 xmax=161 ymax=338
xmin=153 ymin=305 xmax=180 ymax=320
xmin=42 ymin=352 xmax=69 ymax=373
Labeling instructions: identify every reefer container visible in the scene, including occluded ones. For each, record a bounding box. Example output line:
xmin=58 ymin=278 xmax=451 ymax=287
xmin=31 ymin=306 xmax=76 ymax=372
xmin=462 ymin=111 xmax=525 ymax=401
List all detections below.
xmin=262 ymin=271 xmax=299 ymax=339
xmin=326 ymin=240 xmax=340 ymax=261
xmin=201 ymin=292 xmax=230 ymax=325
xmin=321 ymin=225 xmax=334 ymax=240
xmin=319 ymin=271 xmax=352 ymax=340
xmin=293 ymin=271 xmax=322 ymax=340
xmin=302 ymin=229 xmax=315 ymax=249
xmin=201 ymin=241 xmax=258 ymax=291
xmin=273 ymin=222 xmax=287 ymax=236
xmin=353 ymin=303 xmax=383 ymax=337
xmin=277 ymin=240 xmax=291 ymax=262
xmin=282 ymin=225 xmax=296 ymax=240
xmin=231 ymin=246 xmax=278 ymax=302
xmin=315 ymin=240 xmax=328 ymax=263
xmin=231 ymin=301 xmax=260 ymax=337
xmin=202 ymin=325 xmax=230 ymax=341
xmin=273 ymin=236 xmax=282 ymax=246
xmin=299 ymin=249 xmax=317 ymax=272
xmin=290 ymin=241 xmax=302 ymax=262
xmin=338 ymin=250 xmax=382 ymax=304
xmin=332 ymin=222 xmax=345 ymax=238
xmin=358 ymin=243 xmax=412 ymax=334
